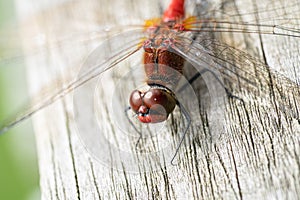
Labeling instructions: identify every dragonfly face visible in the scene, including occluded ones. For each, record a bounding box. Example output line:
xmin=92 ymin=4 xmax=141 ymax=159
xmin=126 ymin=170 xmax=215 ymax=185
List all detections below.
xmin=129 ymin=87 xmax=176 ymax=123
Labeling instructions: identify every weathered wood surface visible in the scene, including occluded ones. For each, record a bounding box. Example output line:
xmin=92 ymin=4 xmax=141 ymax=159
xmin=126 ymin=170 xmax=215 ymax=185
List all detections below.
xmin=16 ymin=0 xmax=300 ymax=199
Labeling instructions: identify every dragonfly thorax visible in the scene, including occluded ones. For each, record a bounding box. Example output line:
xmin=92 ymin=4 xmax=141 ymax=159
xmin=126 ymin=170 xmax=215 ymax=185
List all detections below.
xmin=143 ymin=28 xmax=179 ymax=50
xmin=143 ymin=36 xmax=185 ymax=89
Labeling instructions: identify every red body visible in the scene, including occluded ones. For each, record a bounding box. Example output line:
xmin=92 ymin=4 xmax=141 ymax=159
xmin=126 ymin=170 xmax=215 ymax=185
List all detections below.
xmin=163 ymin=0 xmax=185 ymax=22
xmin=129 ymin=0 xmax=186 ymax=123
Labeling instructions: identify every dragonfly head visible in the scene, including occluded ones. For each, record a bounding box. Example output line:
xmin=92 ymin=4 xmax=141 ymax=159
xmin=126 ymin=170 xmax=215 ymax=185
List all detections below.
xmin=129 ymin=87 xmax=176 ymax=123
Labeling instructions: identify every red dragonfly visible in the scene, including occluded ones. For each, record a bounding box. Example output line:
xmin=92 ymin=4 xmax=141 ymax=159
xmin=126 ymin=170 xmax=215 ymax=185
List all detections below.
xmin=0 ymin=0 xmax=299 ymax=165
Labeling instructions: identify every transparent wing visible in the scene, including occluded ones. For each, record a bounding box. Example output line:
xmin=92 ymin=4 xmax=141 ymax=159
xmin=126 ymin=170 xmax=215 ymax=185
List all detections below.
xmin=0 ymin=0 xmax=146 ymax=68
xmin=173 ymin=35 xmax=300 ymax=120
xmin=0 ymin=0 xmax=300 ymax=67
xmin=0 ymin=28 xmax=146 ymax=134
xmin=0 ymin=23 xmax=143 ymax=67
xmin=2 ymin=0 xmax=298 ymax=66
xmin=1 ymin=0 xmax=298 ymax=68
xmin=185 ymin=0 xmax=300 ymax=37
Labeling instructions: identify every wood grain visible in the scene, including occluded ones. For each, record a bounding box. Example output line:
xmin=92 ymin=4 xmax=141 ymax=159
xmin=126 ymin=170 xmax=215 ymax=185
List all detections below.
xmin=16 ymin=0 xmax=300 ymax=199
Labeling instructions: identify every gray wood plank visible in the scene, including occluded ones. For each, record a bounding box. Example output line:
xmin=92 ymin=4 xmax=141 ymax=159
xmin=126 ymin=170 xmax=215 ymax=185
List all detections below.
xmin=15 ymin=0 xmax=300 ymax=199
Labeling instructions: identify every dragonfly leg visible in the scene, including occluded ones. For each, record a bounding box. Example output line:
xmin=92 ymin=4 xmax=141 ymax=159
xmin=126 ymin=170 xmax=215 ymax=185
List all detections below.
xmin=170 ymin=69 xmax=246 ymax=165
xmin=170 ymin=102 xmax=191 ymax=165
xmin=125 ymin=106 xmax=143 ymax=150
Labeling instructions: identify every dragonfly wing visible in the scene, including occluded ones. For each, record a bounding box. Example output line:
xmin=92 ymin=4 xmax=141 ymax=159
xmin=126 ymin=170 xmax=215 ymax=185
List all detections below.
xmin=0 ymin=28 xmax=146 ymax=134
xmin=184 ymin=0 xmax=300 ymax=38
xmin=0 ymin=21 xmax=143 ymax=67
xmin=173 ymin=35 xmax=300 ymax=120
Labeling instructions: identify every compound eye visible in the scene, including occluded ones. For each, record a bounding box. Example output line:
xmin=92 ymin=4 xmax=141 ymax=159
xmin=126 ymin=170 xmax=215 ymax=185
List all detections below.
xmin=129 ymin=90 xmax=143 ymax=112
xmin=143 ymin=88 xmax=176 ymax=114
xmin=144 ymin=89 xmax=166 ymax=107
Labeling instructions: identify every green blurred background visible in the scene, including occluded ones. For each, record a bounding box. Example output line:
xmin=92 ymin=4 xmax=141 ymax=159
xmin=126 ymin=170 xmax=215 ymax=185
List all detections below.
xmin=0 ymin=0 xmax=40 ymax=199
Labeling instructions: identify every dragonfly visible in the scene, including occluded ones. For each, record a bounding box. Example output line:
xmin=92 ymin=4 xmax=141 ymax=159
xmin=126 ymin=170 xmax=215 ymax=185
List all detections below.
xmin=0 ymin=0 xmax=299 ymax=166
